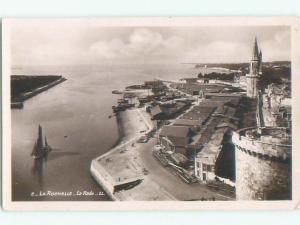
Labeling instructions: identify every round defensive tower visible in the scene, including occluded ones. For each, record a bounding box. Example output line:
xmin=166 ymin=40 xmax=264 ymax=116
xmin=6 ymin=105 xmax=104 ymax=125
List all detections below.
xmin=232 ymin=127 xmax=292 ymax=200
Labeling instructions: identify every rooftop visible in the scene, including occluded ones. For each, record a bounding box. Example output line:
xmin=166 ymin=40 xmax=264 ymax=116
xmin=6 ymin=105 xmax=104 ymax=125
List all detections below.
xmin=169 ymin=136 xmax=190 ymax=147
xmin=160 ymin=125 xmax=191 ymax=138
xmin=243 ymin=127 xmax=292 ymax=145
xmin=151 ymin=101 xmax=189 ymax=117
xmin=181 ymin=105 xmax=216 ymax=121
xmin=173 ymin=119 xmax=203 ymax=127
xmin=196 ymin=127 xmax=229 ymax=165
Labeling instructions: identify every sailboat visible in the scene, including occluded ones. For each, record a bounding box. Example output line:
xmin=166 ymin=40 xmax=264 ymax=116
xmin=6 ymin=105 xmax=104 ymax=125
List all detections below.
xmin=31 ymin=125 xmax=52 ymax=159
xmin=31 ymin=141 xmax=41 ymax=159
xmin=44 ymin=136 xmax=52 ymax=152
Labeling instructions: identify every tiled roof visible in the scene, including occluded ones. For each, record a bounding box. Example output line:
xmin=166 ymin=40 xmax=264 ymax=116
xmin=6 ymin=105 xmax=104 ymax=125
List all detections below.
xmin=160 ymin=125 xmax=191 ymax=138
xmin=150 ymin=105 xmax=162 ymax=116
xmin=168 ymin=136 xmax=190 ymax=147
xmin=173 ymin=119 xmax=202 ymax=127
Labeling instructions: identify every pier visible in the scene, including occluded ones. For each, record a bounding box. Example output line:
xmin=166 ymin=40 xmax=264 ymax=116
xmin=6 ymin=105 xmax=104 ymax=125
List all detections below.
xmin=11 ymin=75 xmax=67 ymax=108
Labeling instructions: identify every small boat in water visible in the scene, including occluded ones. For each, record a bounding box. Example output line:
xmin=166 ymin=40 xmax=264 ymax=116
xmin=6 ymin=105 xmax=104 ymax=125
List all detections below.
xmin=112 ymin=90 xmax=123 ymax=94
xmin=31 ymin=125 xmax=52 ymax=159
xmin=112 ymin=103 xmax=135 ymax=113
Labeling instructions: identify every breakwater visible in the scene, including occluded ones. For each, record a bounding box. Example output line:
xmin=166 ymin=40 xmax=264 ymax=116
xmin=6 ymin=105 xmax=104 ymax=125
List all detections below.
xmin=11 ymin=76 xmax=66 ymax=108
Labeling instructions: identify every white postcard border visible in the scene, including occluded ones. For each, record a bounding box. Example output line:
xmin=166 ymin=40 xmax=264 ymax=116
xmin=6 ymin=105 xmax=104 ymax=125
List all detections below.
xmin=2 ymin=16 xmax=300 ymax=211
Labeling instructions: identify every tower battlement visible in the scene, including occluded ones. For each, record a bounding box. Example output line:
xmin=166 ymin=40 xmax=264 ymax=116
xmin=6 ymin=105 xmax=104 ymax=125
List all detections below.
xmin=232 ymin=126 xmax=291 ymax=200
xmin=232 ymin=127 xmax=291 ymax=162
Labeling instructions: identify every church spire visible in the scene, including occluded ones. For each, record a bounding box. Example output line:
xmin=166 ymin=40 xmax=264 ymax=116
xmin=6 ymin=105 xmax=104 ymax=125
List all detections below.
xmin=259 ymin=49 xmax=262 ymax=59
xmin=252 ymin=36 xmax=259 ymax=61
xmin=246 ymin=36 xmax=262 ymax=98
xmin=259 ymin=49 xmax=263 ymax=74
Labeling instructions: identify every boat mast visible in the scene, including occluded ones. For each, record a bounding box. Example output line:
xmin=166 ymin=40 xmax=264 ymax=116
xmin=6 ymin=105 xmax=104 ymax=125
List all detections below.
xmin=45 ymin=136 xmax=48 ymax=147
xmin=37 ymin=124 xmax=44 ymax=150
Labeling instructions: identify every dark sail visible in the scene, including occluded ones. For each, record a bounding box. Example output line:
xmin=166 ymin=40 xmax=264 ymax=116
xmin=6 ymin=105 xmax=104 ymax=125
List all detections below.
xmin=31 ymin=125 xmax=51 ymax=159
xmin=44 ymin=136 xmax=52 ymax=152
xmin=31 ymin=141 xmax=39 ymax=158
xmin=37 ymin=124 xmax=43 ymax=150
xmin=45 ymin=136 xmax=48 ymax=147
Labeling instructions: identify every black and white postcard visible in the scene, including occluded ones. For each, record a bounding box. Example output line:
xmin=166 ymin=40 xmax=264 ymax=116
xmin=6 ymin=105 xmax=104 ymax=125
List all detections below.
xmin=2 ymin=17 xmax=300 ymax=210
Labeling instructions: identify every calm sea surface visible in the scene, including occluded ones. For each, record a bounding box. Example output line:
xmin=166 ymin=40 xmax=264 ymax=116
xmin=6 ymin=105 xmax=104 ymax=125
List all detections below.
xmin=11 ymin=63 xmax=215 ymax=201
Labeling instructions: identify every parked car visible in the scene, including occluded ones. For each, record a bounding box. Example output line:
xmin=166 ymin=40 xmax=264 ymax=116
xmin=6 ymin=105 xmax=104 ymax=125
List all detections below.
xmin=137 ymin=135 xmax=149 ymax=143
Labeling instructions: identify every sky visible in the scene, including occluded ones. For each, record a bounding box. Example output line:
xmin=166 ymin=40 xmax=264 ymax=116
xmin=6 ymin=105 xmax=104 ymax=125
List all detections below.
xmin=8 ymin=20 xmax=291 ymax=66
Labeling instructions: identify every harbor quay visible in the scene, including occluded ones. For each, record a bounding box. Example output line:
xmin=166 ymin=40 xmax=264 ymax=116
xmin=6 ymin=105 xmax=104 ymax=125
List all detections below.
xmin=90 ymin=107 xmax=176 ymax=200
xmin=90 ymin=106 xmax=232 ymax=201
xmin=90 ymin=81 xmax=237 ymax=200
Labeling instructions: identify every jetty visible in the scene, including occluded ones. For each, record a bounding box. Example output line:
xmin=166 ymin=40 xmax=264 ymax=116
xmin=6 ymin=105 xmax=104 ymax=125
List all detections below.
xmin=11 ymin=75 xmax=67 ymax=109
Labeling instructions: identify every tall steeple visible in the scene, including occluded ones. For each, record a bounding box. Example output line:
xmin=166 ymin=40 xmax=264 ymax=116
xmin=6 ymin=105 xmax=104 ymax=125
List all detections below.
xmin=252 ymin=36 xmax=259 ymax=61
xmin=259 ymin=49 xmax=262 ymax=60
xmin=259 ymin=49 xmax=263 ymax=74
xmin=246 ymin=36 xmax=262 ymax=98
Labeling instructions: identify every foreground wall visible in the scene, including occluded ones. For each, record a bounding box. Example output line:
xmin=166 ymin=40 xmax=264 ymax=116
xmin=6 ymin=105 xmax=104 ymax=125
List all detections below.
xmin=233 ymin=130 xmax=291 ymax=200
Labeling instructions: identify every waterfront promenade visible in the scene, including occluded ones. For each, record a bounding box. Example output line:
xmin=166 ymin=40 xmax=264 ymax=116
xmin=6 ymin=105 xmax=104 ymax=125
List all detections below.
xmin=91 ymin=107 xmax=176 ymax=200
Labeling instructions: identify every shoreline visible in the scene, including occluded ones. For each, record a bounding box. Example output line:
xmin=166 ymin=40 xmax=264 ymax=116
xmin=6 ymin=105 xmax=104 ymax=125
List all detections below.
xmin=93 ymin=111 xmax=138 ymax=199
xmin=109 ymin=112 xmax=125 ymax=150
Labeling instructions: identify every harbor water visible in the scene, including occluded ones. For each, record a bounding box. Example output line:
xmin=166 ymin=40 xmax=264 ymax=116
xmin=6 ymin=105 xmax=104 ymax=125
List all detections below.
xmin=11 ymin=63 xmax=213 ymax=201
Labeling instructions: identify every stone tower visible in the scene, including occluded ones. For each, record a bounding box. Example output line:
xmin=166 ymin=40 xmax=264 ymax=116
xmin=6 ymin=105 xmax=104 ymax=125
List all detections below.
xmin=232 ymin=127 xmax=291 ymax=200
xmin=246 ymin=37 xmax=262 ymax=98
xmin=232 ymin=37 xmax=292 ymax=200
